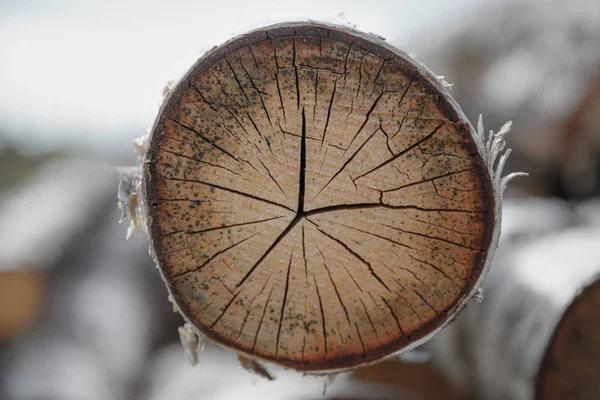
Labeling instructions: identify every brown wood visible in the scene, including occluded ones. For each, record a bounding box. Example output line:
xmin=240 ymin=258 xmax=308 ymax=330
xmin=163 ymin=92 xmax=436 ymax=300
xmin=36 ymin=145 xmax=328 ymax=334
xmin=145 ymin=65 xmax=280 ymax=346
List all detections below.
xmin=0 ymin=270 xmax=44 ymax=342
xmin=536 ymin=279 xmax=600 ymax=400
xmin=353 ymin=360 xmax=466 ymax=400
xmin=144 ymin=22 xmax=495 ymax=371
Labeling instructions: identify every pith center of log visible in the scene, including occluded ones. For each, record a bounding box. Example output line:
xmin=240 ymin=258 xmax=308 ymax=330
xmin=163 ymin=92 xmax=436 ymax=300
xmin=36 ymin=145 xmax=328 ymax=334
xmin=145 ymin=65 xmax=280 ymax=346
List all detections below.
xmin=145 ymin=23 xmax=495 ymax=372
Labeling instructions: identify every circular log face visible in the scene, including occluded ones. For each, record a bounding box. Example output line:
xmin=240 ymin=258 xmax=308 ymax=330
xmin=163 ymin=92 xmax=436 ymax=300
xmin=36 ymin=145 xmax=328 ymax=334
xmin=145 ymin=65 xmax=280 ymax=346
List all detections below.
xmin=145 ymin=22 xmax=495 ymax=371
xmin=537 ymin=279 xmax=600 ymax=400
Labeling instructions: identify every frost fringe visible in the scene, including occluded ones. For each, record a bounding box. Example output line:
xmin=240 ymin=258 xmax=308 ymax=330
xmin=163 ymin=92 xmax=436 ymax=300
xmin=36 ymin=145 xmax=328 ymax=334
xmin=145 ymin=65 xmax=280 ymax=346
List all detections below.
xmin=178 ymin=322 xmax=206 ymax=366
xmin=117 ymin=134 xmax=149 ymax=240
xmin=476 ymin=114 xmax=528 ymax=196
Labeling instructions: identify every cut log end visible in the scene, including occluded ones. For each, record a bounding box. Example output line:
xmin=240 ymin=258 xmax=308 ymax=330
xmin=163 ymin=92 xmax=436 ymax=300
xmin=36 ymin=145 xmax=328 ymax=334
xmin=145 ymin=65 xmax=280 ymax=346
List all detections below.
xmin=144 ymin=22 xmax=496 ymax=372
xmin=536 ymin=278 xmax=600 ymax=400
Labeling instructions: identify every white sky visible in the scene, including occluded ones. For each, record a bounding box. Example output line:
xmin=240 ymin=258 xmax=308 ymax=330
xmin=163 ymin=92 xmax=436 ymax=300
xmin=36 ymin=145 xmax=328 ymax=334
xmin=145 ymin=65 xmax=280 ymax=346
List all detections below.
xmin=0 ymin=0 xmax=490 ymax=154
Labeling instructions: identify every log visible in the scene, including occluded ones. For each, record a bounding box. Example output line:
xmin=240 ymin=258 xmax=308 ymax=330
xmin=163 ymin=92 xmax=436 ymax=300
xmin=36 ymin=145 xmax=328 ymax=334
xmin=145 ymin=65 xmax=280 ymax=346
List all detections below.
xmin=0 ymin=158 xmax=115 ymax=342
xmin=352 ymin=359 xmax=466 ymax=400
xmin=140 ymin=22 xmax=522 ymax=372
xmin=413 ymin=0 xmax=600 ymax=198
xmin=428 ymin=199 xmax=600 ymax=400
xmin=0 ymin=158 xmax=115 ymax=271
xmin=537 ymin=279 xmax=600 ymax=399
xmin=2 ymin=205 xmax=162 ymax=400
xmin=0 ymin=270 xmax=43 ymax=342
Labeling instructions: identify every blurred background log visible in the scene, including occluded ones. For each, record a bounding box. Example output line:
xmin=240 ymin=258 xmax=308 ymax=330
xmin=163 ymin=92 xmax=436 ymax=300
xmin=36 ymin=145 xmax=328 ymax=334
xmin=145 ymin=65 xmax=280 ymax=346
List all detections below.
xmin=0 ymin=270 xmax=43 ymax=343
xmin=352 ymin=359 xmax=466 ymax=400
xmin=0 ymin=159 xmax=115 ymax=344
xmin=0 ymin=159 xmax=115 ymax=272
xmin=414 ymin=0 xmax=600 ymax=199
xmin=0 ymin=158 xmax=179 ymax=400
xmin=427 ymin=199 xmax=600 ymax=400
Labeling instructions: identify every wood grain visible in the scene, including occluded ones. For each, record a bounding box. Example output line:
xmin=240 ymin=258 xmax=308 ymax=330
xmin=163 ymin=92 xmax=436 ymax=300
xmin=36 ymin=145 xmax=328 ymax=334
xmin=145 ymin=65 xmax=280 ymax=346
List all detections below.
xmin=144 ymin=22 xmax=495 ymax=371
xmin=536 ymin=279 xmax=600 ymax=400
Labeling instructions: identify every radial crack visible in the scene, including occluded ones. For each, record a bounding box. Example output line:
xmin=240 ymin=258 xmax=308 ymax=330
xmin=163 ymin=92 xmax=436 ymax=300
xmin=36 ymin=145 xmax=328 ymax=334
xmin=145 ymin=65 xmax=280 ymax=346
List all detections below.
xmin=313 ymin=273 xmax=328 ymax=357
xmin=381 ymin=296 xmax=406 ymax=337
xmin=353 ymin=121 xmax=446 ymax=182
xmin=172 ymin=229 xmax=266 ymax=279
xmin=382 ymin=223 xmax=483 ymax=251
xmin=276 ymin=248 xmax=294 ymax=356
xmin=308 ymin=219 xmax=392 ymax=293
xmin=312 ymin=127 xmax=379 ymax=202
xmin=159 ymin=176 xmax=293 ymax=212
xmin=187 ymin=216 xmax=285 ymax=235
xmin=235 ymin=109 xmax=307 ymax=288
xmin=252 ymin=287 xmax=274 ymax=352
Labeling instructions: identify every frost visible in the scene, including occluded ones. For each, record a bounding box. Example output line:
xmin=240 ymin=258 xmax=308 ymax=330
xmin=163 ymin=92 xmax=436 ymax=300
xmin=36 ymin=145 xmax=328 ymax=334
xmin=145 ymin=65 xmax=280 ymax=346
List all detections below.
xmin=476 ymin=114 xmax=528 ymax=196
xmin=117 ymin=168 xmax=146 ymax=240
xmin=435 ymin=75 xmax=454 ymax=88
xmin=161 ymin=80 xmax=176 ymax=98
xmin=178 ymin=323 xmax=206 ymax=366
xmin=334 ymin=12 xmax=357 ymax=29
xmin=237 ymin=355 xmax=274 ymax=381
xmin=168 ymin=293 xmax=179 ymax=313
xmin=117 ymin=134 xmax=149 ymax=240
xmin=117 ymin=132 xmax=217 ymax=367
xmin=474 ymin=287 xmax=484 ymax=303
xmin=322 ymin=373 xmax=338 ymax=395
xmin=398 ymin=348 xmax=432 ymax=363
xmin=197 ymin=334 xmax=207 ymax=353
xmin=132 ymin=134 xmax=149 ymax=161
xmin=368 ymin=32 xmax=387 ymax=41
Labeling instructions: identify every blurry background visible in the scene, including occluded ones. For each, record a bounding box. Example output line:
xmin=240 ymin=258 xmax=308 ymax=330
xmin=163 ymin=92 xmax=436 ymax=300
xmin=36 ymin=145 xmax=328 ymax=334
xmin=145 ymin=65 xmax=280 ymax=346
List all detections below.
xmin=0 ymin=0 xmax=599 ymax=399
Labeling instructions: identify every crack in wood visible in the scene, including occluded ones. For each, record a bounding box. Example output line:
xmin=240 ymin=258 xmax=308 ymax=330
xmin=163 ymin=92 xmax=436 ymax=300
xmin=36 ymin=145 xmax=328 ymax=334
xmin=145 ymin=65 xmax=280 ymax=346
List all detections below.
xmin=234 ymin=108 xmax=308 ymax=289
xmin=359 ymin=298 xmax=380 ymax=345
xmin=276 ymin=248 xmax=294 ymax=356
xmin=320 ymin=77 xmax=338 ymax=149
xmin=313 ymin=272 xmax=328 ymax=358
xmin=317 ymin=217 xmax=416 ymax=251
xmin=412 ymin=289 xmax=440 ymax=317
xmin=171 ymin=229 xmax=267 ymax=279
xmin=353 ymin=121 xmax=446 ymax=182
xmin=308 ymin=219 xmax=392 ymax=293
xmin=344 ymin=90 xmax=384 ymax=155
xmin=257 ymin=158 xmax=287 ymax=198
xmin=252 ymin=286 xmax=274 ymax=352
xmin=160 ymin=148 xmax=245 ymax=178
xmin=383 ymin=271 xmax=425 ymax=324
xmin=293 ymin=39 xmax=300 ymax=109
xmin=408 ymin=254 xmax=466 ymax=285
xmin=313 ymin=240 xmax=352 ymax=329
xmin=382 ymin=222 xmax=484 ymax=252
xmin=381 ymin=296 xmax=406 ymax=337
xmin=185 ymin=216 xmax=285 ymax=235
xmin=312 ymin=126 xmax=380 ymax=202
xmin=236 ymin=275 xmax=271 ymax=341
xmin=210 ymin=291 xmax=241 ymax=329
